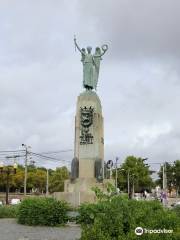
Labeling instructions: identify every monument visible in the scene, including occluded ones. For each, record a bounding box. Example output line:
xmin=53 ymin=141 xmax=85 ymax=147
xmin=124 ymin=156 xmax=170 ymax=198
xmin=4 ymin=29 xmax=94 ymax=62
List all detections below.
xmin=71 ymin=36 xmax=108 ymax=180
xmin=54 ymin=37 xmax=111 ymax=206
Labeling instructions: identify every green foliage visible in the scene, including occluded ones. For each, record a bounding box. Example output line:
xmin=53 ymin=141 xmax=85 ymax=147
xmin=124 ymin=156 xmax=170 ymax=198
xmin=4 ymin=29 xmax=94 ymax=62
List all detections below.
xmin=0 ymin=205 xmax=19 ymax=218
xmin=80 ymin=196 xmax=180 ymax=240
xmin=0 ymin=165 xmax=70 ymax=194
xmin=18 ymin=197 xmax=69 ymax=226
xmin=173 ymin=205 xmax=180 ymax=218
xmin=117 ymin=156 xmax=154 ymax=193
xmin=92 ymin=183 xmax=116 ymax=202
xmin=49 ymin=166 xmax=69 ymax=193
xmin=0 ymin=165 xmax=25 ymax=192
xmin=12 ymin=168 xmax=24 ymax=191
xmin=157 ymin=160 xmax=180 ymax=193
xmin=78 ymin=202 xmax=104 ymax=224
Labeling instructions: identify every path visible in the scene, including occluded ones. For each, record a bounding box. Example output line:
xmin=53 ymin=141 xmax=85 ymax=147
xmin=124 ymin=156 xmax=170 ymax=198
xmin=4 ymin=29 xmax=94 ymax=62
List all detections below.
xmin=0 ymin=219 xmax=81 ymax=240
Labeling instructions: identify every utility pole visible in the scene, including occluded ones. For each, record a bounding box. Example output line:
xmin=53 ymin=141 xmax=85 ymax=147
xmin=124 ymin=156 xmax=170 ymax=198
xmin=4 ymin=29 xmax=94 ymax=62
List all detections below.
xmin=163 ymin=163 xmax=164 ymax=189
xmin=165 ymin=162 xmax=167 ymax=191
xmin=127 ymin=169 xmax=130 ymax=196
xmin=132 ymin=174 xmax=135 ymax=198
xmin=115 ymin=157 xmax=118 ymax=190
xmin=46 ymin=169 xmax=49 ymax=196
xmin=22 ymin=144 xmax=31 ymax=196
xmin=24 ymin=145 xmax=28 ymax=196
xmin=6 ymin=170 xmax=10 ymax=205
xmin=162 ymin=162 xmax=167 ymax=190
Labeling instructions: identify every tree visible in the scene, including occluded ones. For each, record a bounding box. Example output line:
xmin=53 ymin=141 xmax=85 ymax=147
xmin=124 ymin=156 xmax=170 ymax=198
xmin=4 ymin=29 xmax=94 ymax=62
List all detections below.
xmin=27 ymin=169 xmax=46 ymax=193
xmin=157 ymin=160 xmax=180 ymax=194
xmin=11 ymin=168 xmax=24 ymax=192
xmin=115 ymin=156 xmax=154 ymax=193
xmin=0 ymin=165 xmax=24 ymax=192
xmin=49 ymin=166 xmax=69 ymax=193
xmin=174 ymin=160 xmax=180 ymax=194
xmin=0 ymin=164 xmax=70 ymax=194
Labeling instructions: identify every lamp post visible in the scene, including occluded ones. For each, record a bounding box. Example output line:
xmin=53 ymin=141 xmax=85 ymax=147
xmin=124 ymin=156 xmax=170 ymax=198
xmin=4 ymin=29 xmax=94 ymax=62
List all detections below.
xmin=116 ymin=168 xmax=125 ymax=192
xmin=46 ymin=169 xmax=49 ymax=196
xmin=0 ymin=161 xmax=17 ymax=205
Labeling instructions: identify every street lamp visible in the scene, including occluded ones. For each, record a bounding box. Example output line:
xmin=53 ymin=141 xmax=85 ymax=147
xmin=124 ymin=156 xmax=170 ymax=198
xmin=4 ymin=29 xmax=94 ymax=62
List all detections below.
xmin=0 ymin=161 xmax=17 ymax=205
xmin=117 ymin=168 xmax=124 ymax=193
xmin=46 ymin=168 xmax=49 ymax=196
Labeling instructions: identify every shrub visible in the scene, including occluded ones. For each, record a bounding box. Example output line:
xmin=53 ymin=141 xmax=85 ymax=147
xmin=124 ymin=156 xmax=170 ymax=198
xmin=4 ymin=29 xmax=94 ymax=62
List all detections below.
xmin=0 ymin=205 xmax=19 ymax=218
xmin=173 ymin=205 xmax=180 ymax=218
xmin=78 ymin=203 xmax=101 ymax=224
xmin=18 ymin=197 xmax=69 ymax=226
xmin=80 ymin=196 xmax=180 ymax=240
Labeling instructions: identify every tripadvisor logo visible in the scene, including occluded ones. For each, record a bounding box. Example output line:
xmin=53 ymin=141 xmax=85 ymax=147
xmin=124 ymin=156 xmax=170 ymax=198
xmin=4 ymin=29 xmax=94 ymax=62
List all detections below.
xmin=135 ymin=227 xmax=143 ymax=236
xmin=135 ymin=227 xmax=173 ymax=235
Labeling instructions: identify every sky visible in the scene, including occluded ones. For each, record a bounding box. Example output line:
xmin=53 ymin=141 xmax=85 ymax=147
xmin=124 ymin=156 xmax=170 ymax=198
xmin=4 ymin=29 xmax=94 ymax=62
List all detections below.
xmin=0 ymin=0 xmax=180 ymax=172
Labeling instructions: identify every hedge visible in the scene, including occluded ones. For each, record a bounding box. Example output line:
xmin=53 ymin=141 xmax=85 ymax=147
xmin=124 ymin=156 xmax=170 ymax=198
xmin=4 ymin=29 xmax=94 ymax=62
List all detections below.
xmin=18 ymin=197 xmax=69 ymax=226
xmin=0 ymin=205 xmax=19 ymax=218
xmin=79 ymin=196 xmax=180 ymax=240
xmin=173 ymin=205 xmax=180 ymax=218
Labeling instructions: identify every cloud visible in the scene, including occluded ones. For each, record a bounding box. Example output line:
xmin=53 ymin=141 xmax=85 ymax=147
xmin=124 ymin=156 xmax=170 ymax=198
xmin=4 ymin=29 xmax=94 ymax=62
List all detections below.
xmin=133 ymin=123 xmax=173 ymax=147
xmin=102 ymin=59 xmax=180 ymax=167
xmin=0 ymin=0 xmax=180 ymax=171
xmin=79 ymin=0 xmax=180 ymax=59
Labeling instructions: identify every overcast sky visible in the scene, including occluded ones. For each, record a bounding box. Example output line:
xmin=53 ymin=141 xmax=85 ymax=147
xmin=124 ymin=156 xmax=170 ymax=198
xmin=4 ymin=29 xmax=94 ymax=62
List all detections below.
xmin=0 ymin=0 xmax=180 ymax=171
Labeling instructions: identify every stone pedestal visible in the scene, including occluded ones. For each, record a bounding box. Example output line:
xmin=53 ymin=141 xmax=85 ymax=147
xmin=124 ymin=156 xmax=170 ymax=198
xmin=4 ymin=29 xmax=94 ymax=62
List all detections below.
xmin=54 ymin=179 xmax=114 ymax=207
xmin=53 ymin=90 xmax=114 ymax=207
xmin=74 ymin=90 xmax=104 ymax=179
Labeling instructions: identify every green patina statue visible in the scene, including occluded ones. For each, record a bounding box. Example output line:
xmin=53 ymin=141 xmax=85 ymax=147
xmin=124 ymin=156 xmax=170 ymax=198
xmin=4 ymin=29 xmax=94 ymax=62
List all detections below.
xmin=74 ymin=36 xmax=108 ymax=90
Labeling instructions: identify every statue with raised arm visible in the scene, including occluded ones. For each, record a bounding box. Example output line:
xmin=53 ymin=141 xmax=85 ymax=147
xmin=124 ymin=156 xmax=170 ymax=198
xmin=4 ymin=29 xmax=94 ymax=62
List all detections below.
xmin=74 ymin=36 xmax=108 ymax=90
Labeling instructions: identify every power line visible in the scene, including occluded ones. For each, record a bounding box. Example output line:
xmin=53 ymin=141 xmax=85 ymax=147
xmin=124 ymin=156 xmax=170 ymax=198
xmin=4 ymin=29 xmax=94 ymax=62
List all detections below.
xmin=38 ymin=149 xmax=73 ymax=155
xmin=0 ymin=149 xmax=72 ymax=155
xmin=30 ymin=152 xmax=64 ymax=161
xmin=0 ymin=151 xmax=25 ymax=156
xmin=0 ymin=150 xmax=25 ymax=153
xmin=30 ymin=152 xmax=71 ymax=162
xmin=147 ymin=162 xmax=175 ymax=165
xmin=0 ymin=148 xmax=72 ymax=162
xmin=31 ymin=156 xmax=71 ymax=165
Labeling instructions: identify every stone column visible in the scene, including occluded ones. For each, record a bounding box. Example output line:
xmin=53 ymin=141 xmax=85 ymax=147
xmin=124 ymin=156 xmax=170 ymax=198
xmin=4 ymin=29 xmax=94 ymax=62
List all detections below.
xmin=74 ymin=90 xmax=104 ymax=179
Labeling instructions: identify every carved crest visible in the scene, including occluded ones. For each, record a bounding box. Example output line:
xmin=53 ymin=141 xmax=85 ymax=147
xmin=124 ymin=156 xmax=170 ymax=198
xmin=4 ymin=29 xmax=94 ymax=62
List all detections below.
xmin=80 ymin=106 xmax=94 ymax=145
xmin=80 ymin=106 xmax=94 ymax=128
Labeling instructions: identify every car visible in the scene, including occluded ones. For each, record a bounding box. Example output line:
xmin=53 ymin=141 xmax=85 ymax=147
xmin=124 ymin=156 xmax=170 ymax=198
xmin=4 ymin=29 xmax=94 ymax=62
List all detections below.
xmin=174 ymin=201 xmax=180 ymax=206
xmin=10 ymin=198 xmax=21 ymax=205
xmin=171 ymin=201 xmax=180 ymax=207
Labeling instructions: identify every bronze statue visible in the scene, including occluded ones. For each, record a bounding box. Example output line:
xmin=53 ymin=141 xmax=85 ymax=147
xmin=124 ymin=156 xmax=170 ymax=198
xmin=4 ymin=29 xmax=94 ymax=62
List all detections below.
xmin=74 ymin=36 xmax=108 ymax=90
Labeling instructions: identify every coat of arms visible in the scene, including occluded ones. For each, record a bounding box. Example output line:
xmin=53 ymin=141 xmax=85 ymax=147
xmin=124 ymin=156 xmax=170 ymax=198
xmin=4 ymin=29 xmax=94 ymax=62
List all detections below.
xmin=80 ymin=106 xmax=94 ymax=128
xmin=80 ymin=106 xmax=94 ymax=144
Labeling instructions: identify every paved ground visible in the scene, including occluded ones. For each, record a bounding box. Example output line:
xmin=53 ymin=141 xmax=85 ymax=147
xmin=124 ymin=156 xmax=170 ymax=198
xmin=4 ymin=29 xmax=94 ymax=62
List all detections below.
xmin=0 ymin=219 xmax=81 ymax=240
